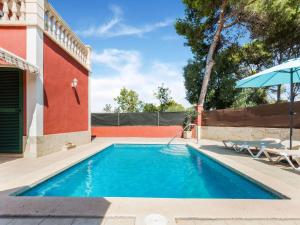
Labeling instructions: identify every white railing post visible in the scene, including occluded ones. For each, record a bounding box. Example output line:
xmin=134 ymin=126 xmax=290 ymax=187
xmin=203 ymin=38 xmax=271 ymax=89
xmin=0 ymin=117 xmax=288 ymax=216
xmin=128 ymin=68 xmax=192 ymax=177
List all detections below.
xmin=0 ymin=0 xmax=27 ymax=23
xmin=56 ymin=22 xmax=60 ymax=40
xmin=47 ymin=14 xmax=52 ymax=33
xmin=11 ymin=0 xmax=18 ymax=21
xmin=37 ymin=2 xmax=92 ymax=69
xmin=19 ymin=0 xmax=26 ymax=21
xmin=64 ymin=32 xmax=68 ymax=47
xmin=44 ymin=11 xmax=49 ymax=30
xmin=86 ymin=45 xmax=92 ymax=70
xmin=2 ymin=0 xmax=9 ymax=21
xmin=60 ymin=28 xmax=64 ymax=43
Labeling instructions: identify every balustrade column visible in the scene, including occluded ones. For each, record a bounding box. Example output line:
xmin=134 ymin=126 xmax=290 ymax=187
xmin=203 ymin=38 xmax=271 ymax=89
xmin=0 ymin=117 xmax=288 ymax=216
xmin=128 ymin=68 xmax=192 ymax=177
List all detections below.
xmin=56 ymin=23 xmax=61 ymax=41
xmin=65 ymin=33 xmax=69 ymax=48
xmin=70 ymin=40 xmax=74 ymax=52
xmin=11 ymin=0 xmax=18 ymax=21
xmin=74 ymin=43 xmax=77 ymax=54
xmin=19 ymin=0 xmax=26 ymax=21
xmin=2 ymin=0 xmax=9 ymax=21
xmin=51 ymin=18 xmax=56 ymax=37
xmin=47 ymin=14 xmax=52 ymax=33
xmin=42 ymin=3 xmax=90 ymax=67
xmin=60 ymin=29 xmax=65 ymax=44
xmin=68 ymin=38 xmax=72 ymax=50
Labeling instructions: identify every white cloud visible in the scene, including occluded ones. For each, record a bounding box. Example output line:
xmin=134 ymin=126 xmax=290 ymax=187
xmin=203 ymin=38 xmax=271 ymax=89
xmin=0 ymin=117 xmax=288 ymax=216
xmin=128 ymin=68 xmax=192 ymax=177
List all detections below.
xmin=91 ymin=49 xmax=190 ymax=112
xmin=77 ymin=5 xmax=174 ymax=38
xmin=92 ymin=49 xmax=141 ymax=73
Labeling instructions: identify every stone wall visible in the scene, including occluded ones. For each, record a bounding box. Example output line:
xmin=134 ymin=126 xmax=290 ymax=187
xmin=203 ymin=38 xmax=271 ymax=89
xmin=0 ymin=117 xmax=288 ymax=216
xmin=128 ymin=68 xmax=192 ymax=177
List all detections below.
xmin=200 ymin=126 xmax=300 ymax=141
xmin=24 ymin=131 xmax=91 ymax=158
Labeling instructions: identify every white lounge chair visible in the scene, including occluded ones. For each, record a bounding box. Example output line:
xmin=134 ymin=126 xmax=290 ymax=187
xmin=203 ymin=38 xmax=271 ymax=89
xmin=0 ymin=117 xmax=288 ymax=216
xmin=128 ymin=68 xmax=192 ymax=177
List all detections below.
xmin=223 ymin=139 xmax=281 ymax=152
xmin=223 ymin=139 xmax=300 ymax=171
xmin=251 ymin=147 xmax=300 ymax=171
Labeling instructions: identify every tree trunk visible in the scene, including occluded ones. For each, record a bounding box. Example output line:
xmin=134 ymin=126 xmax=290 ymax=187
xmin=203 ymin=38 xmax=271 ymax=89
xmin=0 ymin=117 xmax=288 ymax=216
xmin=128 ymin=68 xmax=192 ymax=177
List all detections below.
xmin=198 ymin=0 xmax=228 ymax=106
xmin=277 ymin=84 xmax=281 ymax=103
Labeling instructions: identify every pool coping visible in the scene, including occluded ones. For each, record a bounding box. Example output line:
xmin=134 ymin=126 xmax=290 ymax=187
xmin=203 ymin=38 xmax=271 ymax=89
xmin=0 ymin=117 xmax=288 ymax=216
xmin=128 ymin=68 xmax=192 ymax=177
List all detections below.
xmin=187 ymin=143 xmax=296 ymax=200
xmin=15 ymin=143 xmax=290 ymax=199
xmin=1 ymin=139 xmax=300 ymax=221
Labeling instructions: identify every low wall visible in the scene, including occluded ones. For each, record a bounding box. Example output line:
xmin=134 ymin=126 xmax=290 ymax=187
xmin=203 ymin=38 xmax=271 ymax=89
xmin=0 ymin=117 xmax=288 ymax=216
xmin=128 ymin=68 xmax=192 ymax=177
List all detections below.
xmin=92 ymin=126 xmax=195 ymax=138
xmin=200 ymin=126 xmax=300 ymax=141
xmin=24 ymin=131 xmax=91 ymax=158
xmin=200 ymin=102 xmax=300 ymax=141
xmin=202 ymin=101 xmax=300 ymax=128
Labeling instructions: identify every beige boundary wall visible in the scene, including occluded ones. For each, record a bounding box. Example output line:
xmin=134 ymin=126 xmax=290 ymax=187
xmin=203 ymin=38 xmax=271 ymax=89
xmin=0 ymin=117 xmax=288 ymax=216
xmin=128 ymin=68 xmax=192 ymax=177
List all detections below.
xmin=200 ymin=126 xmax=300 ymax=141
xmin=24 ymin=131 xmax=91 ymax=158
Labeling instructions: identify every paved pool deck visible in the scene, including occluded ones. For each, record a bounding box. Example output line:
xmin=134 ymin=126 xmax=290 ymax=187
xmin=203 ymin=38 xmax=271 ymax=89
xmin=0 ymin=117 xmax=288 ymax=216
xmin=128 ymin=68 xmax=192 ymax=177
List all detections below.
xmin=0 ymin=138 xmax=300 ymax=225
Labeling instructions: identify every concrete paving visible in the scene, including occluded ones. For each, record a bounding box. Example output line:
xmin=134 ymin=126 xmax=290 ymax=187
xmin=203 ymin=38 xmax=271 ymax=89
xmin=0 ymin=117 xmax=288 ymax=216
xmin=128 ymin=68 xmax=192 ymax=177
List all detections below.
xmin=0 ymin=217 xmax=300 ymax=225
xmin=0 ymin=217 xmax=135 ymax=225
xmin=0 ymin=138 xmax=300 ymax=225
xmin=177 ymin=219 xmax=300 ymax=225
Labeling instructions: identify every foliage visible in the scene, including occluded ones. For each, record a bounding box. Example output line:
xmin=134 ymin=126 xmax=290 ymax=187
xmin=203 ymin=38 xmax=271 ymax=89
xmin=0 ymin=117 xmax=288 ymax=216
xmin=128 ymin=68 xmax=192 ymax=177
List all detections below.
xmin=242 ymin=0 xmax=300 ymax=100
xmin=183 ymin=60 xmax=203 ymax=104
xmin=232 ymin=88 xmax=268 ymax=109
xmin=183 ymin=42 xmax=270 ymax=109
xmin=114 ymin=88 xmax=143 ymax=113
xmin=154 ymin=84 xmax=173 ymax=112
xmin=177 ymin=0 xmax=300 ymax=109
xmin=143 ymin=103 xmax=158 ymax=112
xmin=242 ymin=0 xmax=300 ymax=62
xmin=176 ymin=0 xmax=262 ymax=106
xmin=183 ymin=107 xmax=199 ymax=131
xmin=165 ymin=100 xmax=186 ymax=112
xmin=103 ymin=104 xmax=113 ymax=113
xmin=112 ymin=85 xmax=185 ymax=113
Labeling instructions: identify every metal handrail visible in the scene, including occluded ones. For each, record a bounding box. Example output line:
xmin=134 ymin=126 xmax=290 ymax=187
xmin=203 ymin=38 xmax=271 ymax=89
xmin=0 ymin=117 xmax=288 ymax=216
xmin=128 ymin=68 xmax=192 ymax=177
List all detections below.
xmin=167 ymin=123 xmax=196 ymax=146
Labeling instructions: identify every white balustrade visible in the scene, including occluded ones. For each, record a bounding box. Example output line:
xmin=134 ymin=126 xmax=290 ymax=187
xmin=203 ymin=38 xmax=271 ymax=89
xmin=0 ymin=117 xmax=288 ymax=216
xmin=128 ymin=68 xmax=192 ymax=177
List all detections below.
xmin=44 ymin=3 xmax=90 ymax=68
xmin=0 ymin=0 xmax=26 ymax=23
xmin=0 ymin=0 xmax=91 ymax=69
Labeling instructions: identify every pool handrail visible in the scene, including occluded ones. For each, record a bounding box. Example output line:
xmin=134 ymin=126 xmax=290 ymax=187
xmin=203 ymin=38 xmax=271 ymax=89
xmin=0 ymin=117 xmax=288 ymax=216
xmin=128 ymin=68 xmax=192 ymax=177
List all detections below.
xmin=167 ymin=123 xmax=196 ymax=146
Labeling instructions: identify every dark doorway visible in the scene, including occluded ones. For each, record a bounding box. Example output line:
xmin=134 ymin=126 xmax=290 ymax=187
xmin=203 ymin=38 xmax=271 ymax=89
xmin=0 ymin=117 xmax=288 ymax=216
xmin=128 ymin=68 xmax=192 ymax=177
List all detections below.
xmin=0 ymin=69 xmax=23 ymax=153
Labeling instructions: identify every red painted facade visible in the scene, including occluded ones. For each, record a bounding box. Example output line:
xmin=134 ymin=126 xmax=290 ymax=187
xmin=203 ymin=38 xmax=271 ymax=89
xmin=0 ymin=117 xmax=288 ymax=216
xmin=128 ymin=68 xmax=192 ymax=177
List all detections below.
xmin=0 ymin=26 xmax=27 ymax=135
xmin=43 ymin=35 xmax=89 ymax=135
xmin=0 ymin=26 xmax=26 ymax=58
xmin=92 ymin=126 xmax=195 ymax=138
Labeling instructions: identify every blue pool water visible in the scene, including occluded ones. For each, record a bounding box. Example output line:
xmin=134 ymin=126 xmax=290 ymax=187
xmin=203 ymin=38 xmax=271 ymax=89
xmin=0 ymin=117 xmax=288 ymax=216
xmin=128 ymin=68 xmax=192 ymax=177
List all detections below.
xmin=19 ymin=144 xmax=280 ymax=199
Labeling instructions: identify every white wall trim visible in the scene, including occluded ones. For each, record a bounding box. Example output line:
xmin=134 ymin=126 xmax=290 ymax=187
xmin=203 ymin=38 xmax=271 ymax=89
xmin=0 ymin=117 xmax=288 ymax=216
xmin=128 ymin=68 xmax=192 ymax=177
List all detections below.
xmin=25 ymin=25 xmax=44 ymax=157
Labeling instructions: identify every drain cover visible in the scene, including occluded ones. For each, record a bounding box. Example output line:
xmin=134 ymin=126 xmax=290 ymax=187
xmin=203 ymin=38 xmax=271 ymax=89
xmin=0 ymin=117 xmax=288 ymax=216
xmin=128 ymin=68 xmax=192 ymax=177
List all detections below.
xmin=144 ymin=214 xmax=168 ymax=225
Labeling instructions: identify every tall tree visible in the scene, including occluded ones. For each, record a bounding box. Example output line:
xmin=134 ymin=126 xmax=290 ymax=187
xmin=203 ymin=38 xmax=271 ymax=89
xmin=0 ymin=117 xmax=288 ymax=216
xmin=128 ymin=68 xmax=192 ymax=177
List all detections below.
xmin=154 ymin=84 xmax=173 ymax=112
xmin=197 ymin=0 xmax=227 ymax=107
xmin=176 ymin=0 xmax=256 ymax=108
xmin=103 ymin=104 xmax=113 ymax=113
xmin=143 ymin=103 xmax=158 ymax=112
xmin=241 ymin=0 xmax=300 ymax=101
xmin=183 ymin=42 xmax=271 ymax=109
xmin=166 ymin=100 xmax=186 ymax=112
xmin=114 ymin=88 xmax=143 ymax=113
xmin=177 ymin=0 xmax=300 ymax=108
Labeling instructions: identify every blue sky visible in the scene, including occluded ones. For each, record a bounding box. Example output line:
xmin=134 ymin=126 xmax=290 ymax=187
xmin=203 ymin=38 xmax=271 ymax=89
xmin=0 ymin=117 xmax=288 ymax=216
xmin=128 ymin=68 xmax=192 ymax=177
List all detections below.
xmin=49 ymin=0 xmax=192 ymax=112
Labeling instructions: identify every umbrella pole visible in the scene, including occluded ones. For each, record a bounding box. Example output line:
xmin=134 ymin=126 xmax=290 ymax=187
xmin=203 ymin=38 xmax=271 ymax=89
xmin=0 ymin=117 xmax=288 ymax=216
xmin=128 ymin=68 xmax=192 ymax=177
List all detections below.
xmin=289 ymin=70 xmax=294 ymax=150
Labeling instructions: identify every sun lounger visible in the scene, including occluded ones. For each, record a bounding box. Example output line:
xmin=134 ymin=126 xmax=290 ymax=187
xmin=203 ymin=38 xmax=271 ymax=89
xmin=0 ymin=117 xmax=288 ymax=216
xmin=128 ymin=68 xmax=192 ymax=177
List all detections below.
xmin=223 ymin=139 xmax=300 ymax=171
xmin=223 ymin=139 xmax=281 ymax=152
xmin=251 ymin=147 xmax=300 ymax=171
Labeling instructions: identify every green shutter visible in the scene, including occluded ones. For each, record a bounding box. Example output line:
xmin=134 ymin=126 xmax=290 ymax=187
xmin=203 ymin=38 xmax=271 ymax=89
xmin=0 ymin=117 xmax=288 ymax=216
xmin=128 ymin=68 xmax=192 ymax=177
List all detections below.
xmin=0 ymin=69 xmax=23 ymax=153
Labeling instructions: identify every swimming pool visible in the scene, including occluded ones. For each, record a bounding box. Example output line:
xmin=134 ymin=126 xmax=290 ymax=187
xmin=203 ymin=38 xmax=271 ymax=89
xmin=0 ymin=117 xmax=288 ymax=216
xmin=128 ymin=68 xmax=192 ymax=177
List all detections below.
xmin=19 ymin=144 xmax=280 ymax=199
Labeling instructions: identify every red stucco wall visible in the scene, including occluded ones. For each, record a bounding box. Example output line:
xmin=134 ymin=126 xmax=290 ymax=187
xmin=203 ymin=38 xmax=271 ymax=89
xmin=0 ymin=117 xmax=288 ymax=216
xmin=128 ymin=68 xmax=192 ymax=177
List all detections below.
xmin=0 ymin=26 xmax=27 ymax=135
xmin=0 ymin=26 xmax=26 ymax=58
xmin=92 ymin=126 xmax=196 ymax=138
xmin=43 ymin=35 xmax=89 ymax=135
